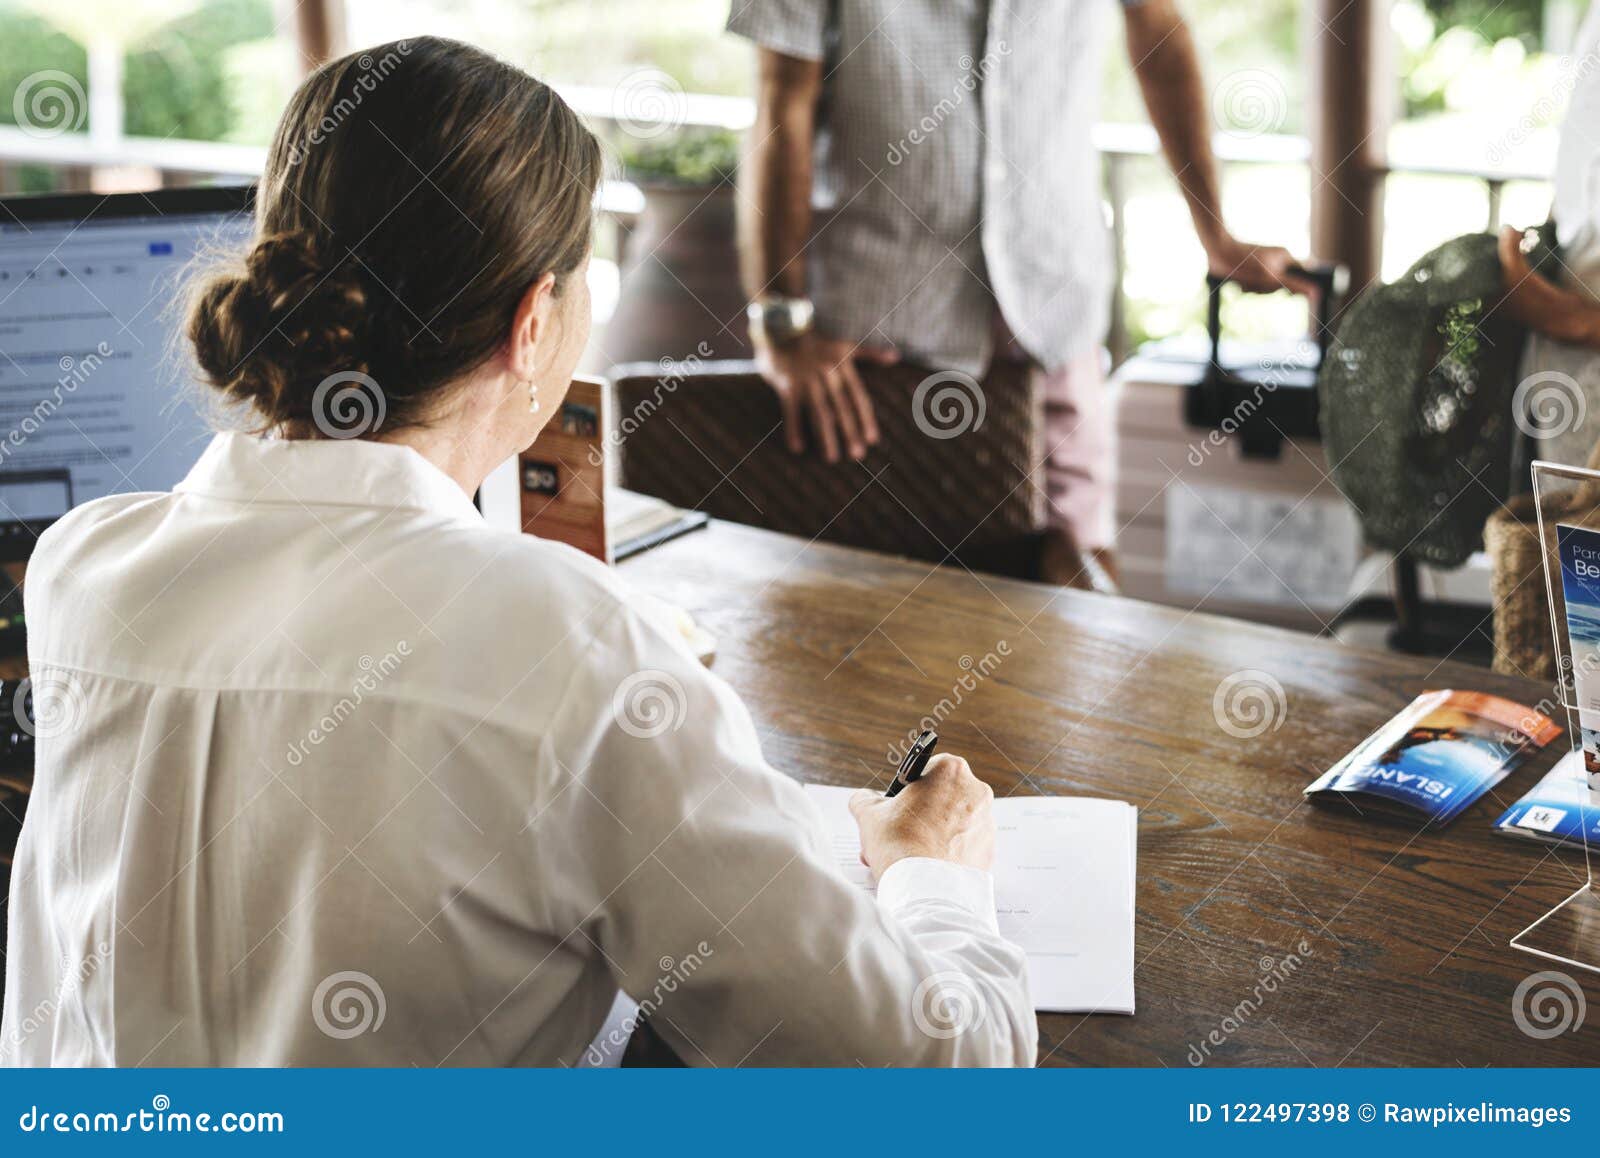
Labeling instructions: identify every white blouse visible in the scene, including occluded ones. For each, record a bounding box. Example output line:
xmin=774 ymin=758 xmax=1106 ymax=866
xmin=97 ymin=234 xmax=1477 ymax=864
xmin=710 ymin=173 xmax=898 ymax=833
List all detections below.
xmin=1 ymin=432 xmax=1034 ymax=1067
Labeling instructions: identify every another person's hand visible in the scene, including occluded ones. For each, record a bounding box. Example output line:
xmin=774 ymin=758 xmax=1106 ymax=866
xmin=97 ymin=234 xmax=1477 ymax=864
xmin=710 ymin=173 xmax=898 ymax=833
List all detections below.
xmin=1498 ymin=224 xmax=1600 ymax=349
xmin=848 ymin=753 xmax=995 ymax=880
xmin=754 ymin=332 xmax=896 ymax=462
xmin=1205 ymin=234 xmax=1317 ymax=296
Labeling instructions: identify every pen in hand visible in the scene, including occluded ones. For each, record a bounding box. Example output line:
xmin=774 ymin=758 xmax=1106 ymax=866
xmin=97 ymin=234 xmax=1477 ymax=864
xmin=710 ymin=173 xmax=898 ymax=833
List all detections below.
xmin=885 ymin=729 xmax=938 ymax=797
xmin=851 ymin=735 xmax=995 ymax=876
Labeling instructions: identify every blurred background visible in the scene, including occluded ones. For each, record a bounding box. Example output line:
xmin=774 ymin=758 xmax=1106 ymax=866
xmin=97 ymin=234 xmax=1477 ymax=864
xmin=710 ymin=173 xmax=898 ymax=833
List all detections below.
xmin=0 ymin=0 xmax=1581 ymax=366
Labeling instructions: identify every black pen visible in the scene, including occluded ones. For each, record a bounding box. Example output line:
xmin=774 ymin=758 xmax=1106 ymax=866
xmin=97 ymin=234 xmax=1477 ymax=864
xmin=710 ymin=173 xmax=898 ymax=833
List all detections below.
xmin=886 ymin=729 xmax=938 ymax=797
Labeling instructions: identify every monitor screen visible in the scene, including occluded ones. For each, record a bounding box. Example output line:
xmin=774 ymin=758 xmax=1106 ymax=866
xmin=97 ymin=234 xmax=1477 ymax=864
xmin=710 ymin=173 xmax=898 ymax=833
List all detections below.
xmin=0 ymin=190 xmax=253 ymax=559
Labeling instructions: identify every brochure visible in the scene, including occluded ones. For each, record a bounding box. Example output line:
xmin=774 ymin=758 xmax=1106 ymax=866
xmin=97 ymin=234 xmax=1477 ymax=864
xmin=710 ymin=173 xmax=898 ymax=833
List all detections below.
xmin=1494 ymin=749 xmax=1600 ymax=848
xmin=1304 ymin=689 xmax=1562 ymax=825
xmin=1557 ymin=522 xmax=1600 ymax=790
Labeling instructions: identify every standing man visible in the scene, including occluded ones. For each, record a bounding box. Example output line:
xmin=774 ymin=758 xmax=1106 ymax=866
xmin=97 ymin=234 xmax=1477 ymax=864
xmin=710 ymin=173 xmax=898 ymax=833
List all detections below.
xmin=730 ymin=0 xmax=1311 ymax=587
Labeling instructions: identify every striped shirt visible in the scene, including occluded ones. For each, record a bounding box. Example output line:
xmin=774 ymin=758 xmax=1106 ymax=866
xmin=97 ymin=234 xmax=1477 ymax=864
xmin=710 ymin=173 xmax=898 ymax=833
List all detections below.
xmin=728 ymin=0 xmax=1135 ymax=375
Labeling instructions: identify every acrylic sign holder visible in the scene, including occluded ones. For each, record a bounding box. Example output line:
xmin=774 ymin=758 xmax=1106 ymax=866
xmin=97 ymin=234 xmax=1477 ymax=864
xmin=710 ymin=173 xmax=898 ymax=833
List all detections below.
xmin=1511 ymin=460 xmax=1600 ymax=972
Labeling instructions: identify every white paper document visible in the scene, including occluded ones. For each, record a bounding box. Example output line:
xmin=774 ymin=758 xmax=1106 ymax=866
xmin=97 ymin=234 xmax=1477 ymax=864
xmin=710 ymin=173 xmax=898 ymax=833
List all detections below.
xmin=803 ymin=784 xmax=1138 ymax=1014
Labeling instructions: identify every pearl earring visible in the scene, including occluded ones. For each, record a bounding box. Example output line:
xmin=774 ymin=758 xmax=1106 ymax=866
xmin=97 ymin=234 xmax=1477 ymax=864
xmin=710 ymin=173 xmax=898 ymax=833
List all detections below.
xmin=526 ymin=379 xmax=540 ymax=414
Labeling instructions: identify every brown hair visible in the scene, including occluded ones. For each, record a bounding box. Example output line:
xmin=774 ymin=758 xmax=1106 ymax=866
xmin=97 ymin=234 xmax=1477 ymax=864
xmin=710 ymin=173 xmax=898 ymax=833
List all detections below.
xmin=188 ymin=37 xmax=602 ymax=435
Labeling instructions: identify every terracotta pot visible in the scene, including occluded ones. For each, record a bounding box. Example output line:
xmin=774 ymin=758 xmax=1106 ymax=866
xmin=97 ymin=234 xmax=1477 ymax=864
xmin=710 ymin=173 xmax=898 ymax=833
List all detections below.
xmin=601 ymin=182 xmax=750 ymax=367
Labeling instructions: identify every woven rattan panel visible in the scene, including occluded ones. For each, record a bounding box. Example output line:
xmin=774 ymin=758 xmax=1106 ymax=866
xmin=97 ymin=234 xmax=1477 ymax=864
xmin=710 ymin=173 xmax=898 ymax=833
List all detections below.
xmin=611 ymin=359 xmax=1045 ymax=562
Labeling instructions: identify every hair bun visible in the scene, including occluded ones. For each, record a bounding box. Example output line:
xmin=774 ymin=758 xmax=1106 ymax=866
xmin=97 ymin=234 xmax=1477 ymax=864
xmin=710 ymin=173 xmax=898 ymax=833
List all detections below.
xmin=188 ymin=231 xmax=375 ymax=428
xmin=185 ymin=38 xmax=602 ymax=436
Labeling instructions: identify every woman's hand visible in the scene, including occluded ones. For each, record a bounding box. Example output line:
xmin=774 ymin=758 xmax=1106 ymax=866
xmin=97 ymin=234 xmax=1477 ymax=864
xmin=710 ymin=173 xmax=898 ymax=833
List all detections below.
xmin=1499 ymin=225 xmax=1600 ymax=349
xmin=848 ymin=754 xmax=995 ymax=880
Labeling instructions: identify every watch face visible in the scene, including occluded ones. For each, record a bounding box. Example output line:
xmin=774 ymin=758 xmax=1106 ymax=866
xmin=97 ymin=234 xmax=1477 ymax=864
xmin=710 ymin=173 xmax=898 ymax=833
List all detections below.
xmin=765 ymin=306 xmax=798 ymax=341
xmin=755 ymin=299 xmax=813 ymax=343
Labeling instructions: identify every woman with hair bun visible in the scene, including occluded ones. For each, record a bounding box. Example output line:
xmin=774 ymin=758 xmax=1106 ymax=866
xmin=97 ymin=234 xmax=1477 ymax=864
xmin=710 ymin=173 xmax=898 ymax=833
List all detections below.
xmin=1 ymin=38 xmax=1032 ymax=1068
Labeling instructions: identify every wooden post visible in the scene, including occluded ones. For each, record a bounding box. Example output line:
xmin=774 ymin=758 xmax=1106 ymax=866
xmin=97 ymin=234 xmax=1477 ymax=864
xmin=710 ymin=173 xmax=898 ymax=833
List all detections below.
xmin=1105 ymin=151 xmax=1129 ymax=368
xmin=1310 ymin=0 xmax=1388 ymax=292
xmin=293 ymin=0 xmax=344 ymax=74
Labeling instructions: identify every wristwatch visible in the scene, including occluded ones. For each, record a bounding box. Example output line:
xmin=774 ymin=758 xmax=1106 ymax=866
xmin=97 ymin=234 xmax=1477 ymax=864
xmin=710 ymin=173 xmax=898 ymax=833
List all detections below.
xmin=747 ymin=295 xmax=815 ymax=346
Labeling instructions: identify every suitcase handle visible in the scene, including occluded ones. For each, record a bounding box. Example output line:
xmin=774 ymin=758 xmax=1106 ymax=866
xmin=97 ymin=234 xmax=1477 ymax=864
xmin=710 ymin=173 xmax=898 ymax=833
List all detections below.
xmin=1206 ymin=261 xmax=1349 ymax=371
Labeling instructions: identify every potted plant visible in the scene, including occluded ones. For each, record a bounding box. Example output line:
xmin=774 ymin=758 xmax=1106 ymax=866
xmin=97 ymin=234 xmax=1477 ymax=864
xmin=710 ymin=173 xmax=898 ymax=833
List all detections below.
xmin=605 ymin=126 xmax=749 ymax=366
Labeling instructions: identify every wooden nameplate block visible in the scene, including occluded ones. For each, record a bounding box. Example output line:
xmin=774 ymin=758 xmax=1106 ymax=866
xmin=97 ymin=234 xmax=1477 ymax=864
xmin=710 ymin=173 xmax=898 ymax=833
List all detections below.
xmin=519 ymin=375 xmax=610 ymax=563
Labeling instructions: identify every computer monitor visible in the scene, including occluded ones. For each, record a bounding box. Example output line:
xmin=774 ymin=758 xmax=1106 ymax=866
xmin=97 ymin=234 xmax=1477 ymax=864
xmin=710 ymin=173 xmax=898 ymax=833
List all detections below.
xmin=0 ymin=185 xmax=255 ymax=561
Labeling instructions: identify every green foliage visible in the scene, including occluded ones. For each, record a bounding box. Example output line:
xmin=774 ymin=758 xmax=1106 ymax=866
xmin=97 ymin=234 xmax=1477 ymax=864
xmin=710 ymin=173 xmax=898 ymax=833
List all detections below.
xmin=12 ymin=165 xmax=62 ymax=193
xmin=0 ymin=12 xmax=87 ymax=130
xmin=1397 ymin=0 xmax=1552 ymax=118
xmin=0 ymin=0 xmax=274 ymax=146
xmin=618 ymin=127 xmax=740 ymax=187
xmin=1422 ymin=0 xmax=1544 ymax=47
xmin=122 ymin=0 xmax=274 ymax=141
xmin=1101 ymin=0 xmax=1304 ymax=131
xmin=1437 ymin=297 xmax=1485 ymax=379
